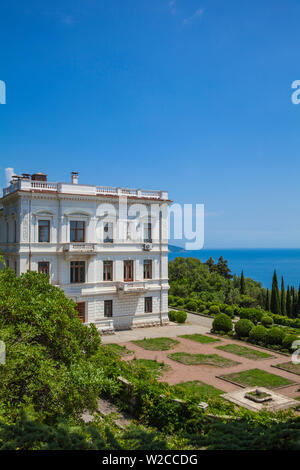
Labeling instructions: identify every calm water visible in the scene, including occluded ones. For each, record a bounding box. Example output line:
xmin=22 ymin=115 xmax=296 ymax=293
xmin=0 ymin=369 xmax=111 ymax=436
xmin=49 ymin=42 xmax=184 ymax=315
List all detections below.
xmin=168 ymin=249 xmax=300 ymax=289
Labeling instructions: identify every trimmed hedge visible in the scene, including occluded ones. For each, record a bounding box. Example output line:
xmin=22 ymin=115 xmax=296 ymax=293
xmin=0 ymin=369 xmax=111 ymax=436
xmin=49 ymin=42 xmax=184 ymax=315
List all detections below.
xmin=168 ymin=310 xmax=187 ymax=324
xmin=209 ymin=305 xmax=221 ymax=315
xmin=212 ymin=314 xmax=233 ymax=333
xmin=261 ymin=315 xmax=274 ymax=328
xmin=249 ymin=325 xmax=268 ymax=344
xmin=238 ymin=308 xmax=264 ymax=322
xmin=266 ymin=327 xmax=286 ymax=346
xmin=282 ymin=334 xmax=299 ymax=351
xmin=235 ymin=319 xmax=254 ymax=338
xmin=222 ymin=305 xmax=234 ymax=318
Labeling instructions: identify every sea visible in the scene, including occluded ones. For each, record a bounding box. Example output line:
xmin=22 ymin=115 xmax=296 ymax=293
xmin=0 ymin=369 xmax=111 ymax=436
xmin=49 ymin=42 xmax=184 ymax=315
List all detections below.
xmin=168 ymin=249 xmax=300 ymax=290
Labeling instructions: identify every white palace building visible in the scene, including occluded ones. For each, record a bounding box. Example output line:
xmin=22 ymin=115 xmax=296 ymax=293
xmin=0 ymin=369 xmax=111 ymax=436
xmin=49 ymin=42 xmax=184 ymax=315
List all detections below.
xmin=0 ymin=171 xmax=171 ymax=332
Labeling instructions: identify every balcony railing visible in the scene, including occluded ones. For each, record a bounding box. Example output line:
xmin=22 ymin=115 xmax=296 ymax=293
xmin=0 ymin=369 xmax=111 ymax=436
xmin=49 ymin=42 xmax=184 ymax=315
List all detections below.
xmin=3 ymin=179 xmax=168 ymax=200
xmin=63 ymin=243 xmax=96 ymax=253
xmin=116 ymin=281 xmax=148 ymax=293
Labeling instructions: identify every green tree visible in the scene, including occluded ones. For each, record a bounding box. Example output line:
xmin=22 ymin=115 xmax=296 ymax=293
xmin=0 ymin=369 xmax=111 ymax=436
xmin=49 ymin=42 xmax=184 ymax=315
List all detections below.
xmin=265 ymin=289 xmax=270 ymax=311
xmin=0 ymin=269 xmax=120 ymax=423
xmin=286 ymin=286 xmax=292 ymax=317
xmin=270 ymin=270 xmax=280 ymax=315
xmin=216 ymin=256 xmax=233 ymax=279
xmin=205 ymin=257 xmax=216 ymax=273
xmin=280 ymin=276 xmax=286 ymax=316
xmin=240 ymin=270 xmax=246 ymax=295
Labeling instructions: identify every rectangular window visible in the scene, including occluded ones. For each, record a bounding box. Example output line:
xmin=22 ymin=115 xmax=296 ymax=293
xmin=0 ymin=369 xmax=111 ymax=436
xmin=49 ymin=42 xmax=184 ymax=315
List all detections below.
xmin=70 ymin=221 xmax=85 ymax=242
xmin=104 ymin=300 xmax=113 ymax=317
xmin=143 ymin=259 xmax=152 ymax=279
xmin=6 ymin=222 xmax=9 ymax=243
xmin=38 ymin=220 xmax=50 ymax=243
xmin=144 ymin=222 xmax=152 ymax=243
xmin=14 ymin=220 xmax=17 ymax=243
xmin=103 ymin=222 xmax=113 ymax=243
xmin=103 ymin=261 xmax=113 ymax=281
xmin=70 ymin=261 xmax=85 ymax=283
xmin=38 ymin=261 xmax=50 ymax=276
xmin=124 ymin=260 xmax=134 ymax=281
xmin=75 ymin=302 xmax=86 ymax=323
xmin=145 ymin=297 xmax=152 ymax=313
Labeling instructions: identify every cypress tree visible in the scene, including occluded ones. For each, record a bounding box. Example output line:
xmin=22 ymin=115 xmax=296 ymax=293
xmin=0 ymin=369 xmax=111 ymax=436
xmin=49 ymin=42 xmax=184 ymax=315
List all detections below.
xmin=270 ymin=270 xmax=280 ymax=315
xmin=265 ymin=289 xmax=270 ymax=311
xmin=297 ymin=286 xmax=300 ymax=317
xmin=292 ymin=288 xmax=298 ymax=318
xmin=240 ymin=270 xmax=246 ymax=295
xmin=286 ymin=286 xmax=292 ymax=317
xmin=280 ymin=276 xmax=286 ymax=316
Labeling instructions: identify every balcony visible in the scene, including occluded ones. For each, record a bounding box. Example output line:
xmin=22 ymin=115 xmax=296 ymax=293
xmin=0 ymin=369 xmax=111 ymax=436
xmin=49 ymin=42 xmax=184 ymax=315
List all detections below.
xmin=63 ymin=243 xmax=96 ymax=254
xmin=116 ymin=281 xmax=148 ymax=294
xmin=3 ymin=178 xmax=168 ymax=200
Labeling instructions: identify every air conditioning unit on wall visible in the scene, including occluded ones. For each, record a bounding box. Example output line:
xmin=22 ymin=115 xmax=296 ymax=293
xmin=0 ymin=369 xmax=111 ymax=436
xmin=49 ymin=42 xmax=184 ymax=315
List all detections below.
xmin=143 ymin=243 xmax=152 ymax=251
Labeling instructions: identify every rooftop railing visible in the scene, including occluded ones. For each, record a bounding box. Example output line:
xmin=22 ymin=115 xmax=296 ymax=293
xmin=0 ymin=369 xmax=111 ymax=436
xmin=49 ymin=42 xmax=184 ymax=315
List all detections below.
xmin=3 ymin=179 xmax=168 ymax=200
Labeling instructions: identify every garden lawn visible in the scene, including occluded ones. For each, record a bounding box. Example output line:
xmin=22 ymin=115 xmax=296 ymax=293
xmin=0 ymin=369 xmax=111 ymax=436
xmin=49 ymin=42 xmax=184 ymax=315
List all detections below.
xmin=220 ymin=368 xmax=294 ymax=388
xmin=178 ymin=333 xmax=220 ymax=344
xmin=104 ymin=343 xmax=133 ymax=356
xmin=130 ymin=359 xmax=170 ymax=377
xmin=173 ymin=380 xmax=223 ymax=400
xmin=168 ymin=352 xmax=239 ymax=367
xmin=216 ymin=344 xmax=273 ymax=360
xmin=132 ymin=337 xmax=179 ymax=351
xmin=275 ymin=362 xmax=300 ymax=376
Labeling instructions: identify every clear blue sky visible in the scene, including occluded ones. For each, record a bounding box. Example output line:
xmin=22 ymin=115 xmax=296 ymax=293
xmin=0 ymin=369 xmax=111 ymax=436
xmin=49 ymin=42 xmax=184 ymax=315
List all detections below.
xmin=1 ymin=0 xmax=300 ymax=248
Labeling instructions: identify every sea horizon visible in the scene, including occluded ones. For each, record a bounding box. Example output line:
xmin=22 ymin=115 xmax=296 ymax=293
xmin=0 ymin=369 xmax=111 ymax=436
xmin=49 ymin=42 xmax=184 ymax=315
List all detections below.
xmin=168 ymin=247 xmax=300 ymax=290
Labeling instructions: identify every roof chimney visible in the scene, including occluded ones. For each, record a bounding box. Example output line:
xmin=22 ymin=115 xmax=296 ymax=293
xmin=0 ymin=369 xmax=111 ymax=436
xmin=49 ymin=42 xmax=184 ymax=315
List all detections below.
xmin=71 ymin=171 xmax=79 ymax=184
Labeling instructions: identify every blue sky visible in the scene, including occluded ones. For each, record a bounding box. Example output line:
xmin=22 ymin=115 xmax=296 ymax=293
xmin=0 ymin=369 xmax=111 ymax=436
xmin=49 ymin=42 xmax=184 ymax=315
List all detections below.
xmin=1 ymin=0 xmax=300 ymax=248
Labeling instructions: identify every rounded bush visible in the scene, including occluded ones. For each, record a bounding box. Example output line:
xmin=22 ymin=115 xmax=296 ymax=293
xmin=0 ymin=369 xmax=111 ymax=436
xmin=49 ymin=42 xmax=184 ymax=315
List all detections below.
xmin=282 ymin=334 xmax=299 ymax=351
xmin=176 ymin=298 xmax=185 ymax=307
xmin=185 ymin=299 xmax=198 ymax=312
xmin=261 ymin=315 xmax=274 ymax=328
xmin=266 ymin=327 xmax=286 ymax=346
xmin=222 ymin=305 xmax=234 ymax=318
xmin=197 ymin=303 xmax=206 ymax=313
xmin=168 ymin=294 xmax=176 ymax=306
xmin=175 ymin=310 xmax=187 ymax=324
xmin=235 ymin=319 xmax=254 ymax=338
xmin=249 ymin=325 xmax=268 ymax=344
xmin=168 ymin=310 xmax=177 ymax=322
xmin=212 ymin=314 xmax=233 ymax=333
xmin=209 ymin=305 xmax=221 ymax=315
xmin=239 ymin=308 xmax=264 ymax=322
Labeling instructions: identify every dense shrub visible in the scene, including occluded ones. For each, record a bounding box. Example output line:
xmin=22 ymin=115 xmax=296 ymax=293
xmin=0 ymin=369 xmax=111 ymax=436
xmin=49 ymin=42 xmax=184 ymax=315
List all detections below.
xmin=168 ymin=310 xmax=177 ymax=322
xmin=238 ymin=308 xmax=264 ymax=322
xmin=222 ymin=305 xmax=234 ymax=318
xmin=197 ymin=303 xmax=206 ymax=313
xmin=261 ymin=315 xmax=274 ymax=328
xmin=249 ymin=325 xmax=268 ymax=344
xmin=209 ymin=305 xmax=220 ymax=315
xmin=235 ymin=319 xmax=254 ymax=338
xmin=176 ymin=298 xmax=185 ymax=307
xmin=212 ymin=314 xmax=233 ymax=333
xmin=168 ymin=295 xmax=176 ymax=306
xmin=266 ymin=327 xmax=286 ymax=346
xmin=175 ymin=310 xmax=187 ymax=323
xmin=282 ymin=334 xmax=299 ymax=351
xmin=185 ymin=299 xmax=198 ymax=312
